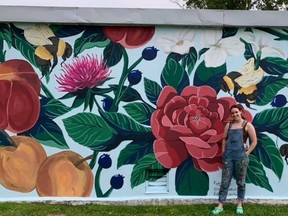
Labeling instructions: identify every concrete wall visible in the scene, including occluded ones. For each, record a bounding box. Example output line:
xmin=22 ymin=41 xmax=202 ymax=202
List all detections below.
xmin=0 ymin=6 xmax=288 ymax=201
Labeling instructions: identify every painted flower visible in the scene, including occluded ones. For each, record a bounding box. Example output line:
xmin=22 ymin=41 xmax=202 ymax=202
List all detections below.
xmin=155 ymin=29 xmax=195 ymax=55
xmin=202 ymin=29 xmax=244 ymax=68
xmin=56 ymin=55 xmax=111 ymax=93
xmin=103 ymin=26 xmax=155 ymax=49
xmin=242 ymin=31 xmax=287 ymax=59
xmin=151 ymin=85 xmax=252 ymax=172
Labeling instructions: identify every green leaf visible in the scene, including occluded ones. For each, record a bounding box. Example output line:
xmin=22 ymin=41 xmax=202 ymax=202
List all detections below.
xmin=240 ymin=38 xmax=255 ymax=60
xmin=34 ymin=131 xmax=68 ymax=149
xmin=253 ymin=107 xmax=288 ymax=141
xmin=193 ymin=60 xmax=226 ymax=93
xmin=260 ymin=57 xmax=288 ymax=76
xmin=160 ymin=58 xmax=190 ymax=94
xmin=198 ymin=48 xmax=209 ymax=58
xmin=252 ymin=133 xmax=283 ymax=180
xmin=63 ymin=112 xmax=119 ymax=151
xmin=166 ymin=52 xmax=182 ymax=62
xmin=246 ymin=154 xmax=273 ymax=192
xmin=42 ymin=98 xmax=72 ymax=119
xmin=109 ymin=85 xmax=142 ymax=102
xmin=50 ymin=25 xmax=85 ymax=38
xmin=74 ymin=27 xmax=109 ymax=57
xmin=0 ymin=24 xmax=12 ymax=48
xmin=0 ymin=132 xmax=14 ymax=147
xmin=117 ymin=140 xmax=153 ymax=168
xmin=257 ymin=28 xmax=288 ymax=41
xmin=182 ymin=47 xmax=197 ymax=75
xmin=10 ymin=24 xmax=39 ymax=69
xmin=99 ymin=109 xmax=151 ymax=139
xmin=130 ymin=153 xmax=164 ymax=188
xmin=123 ymin=102 xmax=155 ymax=125
xmin=19 ymin=118 xmax=69 ymax=149
xmin=0 ymin=40 xmax=5 ymax=62
xmin=175 ymin=158 xmax=209 ymax=195
xmin=104 ymin=42 xmax=123 ymax=67
xmin=222 ymin=27 xmax=238 ymax=38
xmin=84 ymin=88 xmax=92 ymax=111
xmin=144 ymin=77 xmax=162 ymax=105
xmin=256 ymin=76 xmax=288 ymax=106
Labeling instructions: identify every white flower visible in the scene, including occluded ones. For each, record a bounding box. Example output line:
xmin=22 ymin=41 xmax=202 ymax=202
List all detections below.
xmin=242 ymin=31 xmax=287 ymax=60
xmin=202 ymin=29 xmax=245 ymax=68
xmin=156 ymin=29 xmax=195 ymax=55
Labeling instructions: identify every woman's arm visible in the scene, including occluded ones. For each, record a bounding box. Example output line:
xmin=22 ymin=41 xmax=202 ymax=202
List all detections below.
xmin=246 ymin=122 xmax=257 ymax=156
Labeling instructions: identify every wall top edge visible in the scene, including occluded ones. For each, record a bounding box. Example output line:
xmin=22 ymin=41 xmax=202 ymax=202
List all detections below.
xmin=0 ymin=6 xmax=287 ymax=27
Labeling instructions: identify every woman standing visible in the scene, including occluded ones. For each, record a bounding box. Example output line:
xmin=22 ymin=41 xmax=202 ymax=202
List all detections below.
xmin=212 ymin=104 xmax=257 ymax=215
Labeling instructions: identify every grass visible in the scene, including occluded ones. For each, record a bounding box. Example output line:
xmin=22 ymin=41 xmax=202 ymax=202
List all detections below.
xmin=0 ymin=203 xmax=287 ymax=216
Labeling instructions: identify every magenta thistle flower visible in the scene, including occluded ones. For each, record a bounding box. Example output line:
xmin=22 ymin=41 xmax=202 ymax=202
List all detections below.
xmin=56 ymin=55 xmax=111 ymax=93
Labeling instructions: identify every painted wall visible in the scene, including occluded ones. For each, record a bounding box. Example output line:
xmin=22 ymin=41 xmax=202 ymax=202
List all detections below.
xmin=0 ymin=23 xmax=288 ymax=200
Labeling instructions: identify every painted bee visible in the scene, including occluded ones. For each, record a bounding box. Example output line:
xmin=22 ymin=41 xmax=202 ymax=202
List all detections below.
xmin=24 ymin=24 xmax=72 ymax=75
xmin=221 ymin=58 xmax=264 ymax=109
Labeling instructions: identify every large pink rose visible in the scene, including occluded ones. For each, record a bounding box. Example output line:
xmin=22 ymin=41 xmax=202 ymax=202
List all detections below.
xmin=151 ymin=85 xmax=252 ymax=172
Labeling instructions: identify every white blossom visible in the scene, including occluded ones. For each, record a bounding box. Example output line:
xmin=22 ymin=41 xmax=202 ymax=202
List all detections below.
xmin=202 ymin=29 xmax=245 ymax=68
xmin=156 ymin=29 xmax=195 ymax=55
xmin=242 ymin=31 xmax=287 ymax=60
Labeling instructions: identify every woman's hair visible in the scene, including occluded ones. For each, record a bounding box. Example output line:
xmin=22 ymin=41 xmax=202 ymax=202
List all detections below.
xmin=230 ymin=104 xmax=246 ymax=119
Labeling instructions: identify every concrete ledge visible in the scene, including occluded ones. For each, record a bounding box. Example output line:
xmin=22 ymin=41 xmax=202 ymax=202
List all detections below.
xmin=1 ymin=198 xmax=288 ymax=206
xmin=0 ymin=6 xmax=287 ymax=27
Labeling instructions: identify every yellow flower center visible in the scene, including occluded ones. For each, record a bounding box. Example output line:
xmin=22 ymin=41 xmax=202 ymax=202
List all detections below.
xmin=176 ymin=40 xmax=184 ymax=46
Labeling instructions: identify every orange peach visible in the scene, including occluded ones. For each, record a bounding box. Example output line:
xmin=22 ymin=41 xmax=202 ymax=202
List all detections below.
xmin=0 ymin=136 xmax=47 ymax=192
xmin=36 ymin=151 xmax=93 ymax=197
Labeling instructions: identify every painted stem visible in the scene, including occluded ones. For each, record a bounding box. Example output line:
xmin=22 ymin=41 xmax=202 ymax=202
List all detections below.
xmin=74 ymin=154 xmax=94 ymax=167
xmin=110 ymin=48 xmax=143 ymax=112
xmin=95 ymin=166 xmax=104 ymax=197
xmin=103 ymin=187 xmax=113 ymax=197
xmin=89 ymin=151 xmax=99 ymax=169
xmin=41 ymin=81 xmax=54 ymax=99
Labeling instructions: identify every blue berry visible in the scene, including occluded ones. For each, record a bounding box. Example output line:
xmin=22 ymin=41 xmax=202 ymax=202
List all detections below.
xmin=110 ymin=174 xmax=124 ymax=189
xmin=128 ymin=70 xmax=142 ymax=85
xmin=271 ymin=94 xmax=287 ymax=107
xmin=98 ymin=154 xmax=112 ymax=169
xmin=102 ymin=97 xmax=113 ymax=111
xmin=142 ymin=46 xmax=158 ymax=61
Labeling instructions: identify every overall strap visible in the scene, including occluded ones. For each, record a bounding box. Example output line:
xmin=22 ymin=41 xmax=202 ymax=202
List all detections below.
xmin=242 ymin=120 xmax=248 ymax=143
xmin=241 ymin=120 xmax=247 ymax=127
xmin=228 ymin=122 xmax=233 ymax=130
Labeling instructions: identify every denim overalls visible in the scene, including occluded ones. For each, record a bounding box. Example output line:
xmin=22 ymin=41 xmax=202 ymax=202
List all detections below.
xmin=218 ymin=120 xmax=249 ymax=203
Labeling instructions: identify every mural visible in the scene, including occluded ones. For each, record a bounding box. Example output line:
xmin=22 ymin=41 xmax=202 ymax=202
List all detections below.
xmin=0 ymin=23 xmax=288 ymax=198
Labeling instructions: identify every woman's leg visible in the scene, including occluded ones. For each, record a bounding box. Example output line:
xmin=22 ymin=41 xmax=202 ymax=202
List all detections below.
xmin=235 ymin=156 xmax=249 ymax=207
xmin=218 ymin=158 xmax=234 ymax=204
xmin=212 ymin=158 xmax=234 ymax=214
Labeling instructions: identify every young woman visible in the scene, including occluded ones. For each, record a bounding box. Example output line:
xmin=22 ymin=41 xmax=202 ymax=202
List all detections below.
xmin=212 ymin=104 xmax=257 ymax=215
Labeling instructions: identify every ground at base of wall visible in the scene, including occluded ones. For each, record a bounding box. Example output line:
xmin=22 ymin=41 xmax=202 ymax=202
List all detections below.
xmin=3 ymin=198 xmax=288 ymax=206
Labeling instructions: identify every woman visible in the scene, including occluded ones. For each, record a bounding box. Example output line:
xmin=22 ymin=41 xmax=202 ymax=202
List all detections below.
xmin=212 ymin=104 xmax=257 ymax=215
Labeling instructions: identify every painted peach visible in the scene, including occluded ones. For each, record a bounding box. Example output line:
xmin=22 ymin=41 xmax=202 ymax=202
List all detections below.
xmin=103 ymin=26 xmax=155 ymax=49
xmin=0 ymin=136 xmax=47 ymax=192
xmin=36 ymin=151 xmax=94 ymax=197
xmin=0 ymin=59 xmax=40 ymax=133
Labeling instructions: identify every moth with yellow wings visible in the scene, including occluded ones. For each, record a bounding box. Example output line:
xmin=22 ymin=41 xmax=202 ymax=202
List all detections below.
xmin=221 ymin=58 xmax=264 ymax=109
xmin=24 ymin=24 xmax=72 ymax=75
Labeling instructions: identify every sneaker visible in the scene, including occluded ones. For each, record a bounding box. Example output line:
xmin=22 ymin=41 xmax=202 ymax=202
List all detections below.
xmin=211 ymin=207 xmax=224 ymax=215
xmin=236 ymin=207 xmax=244 ymax=214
